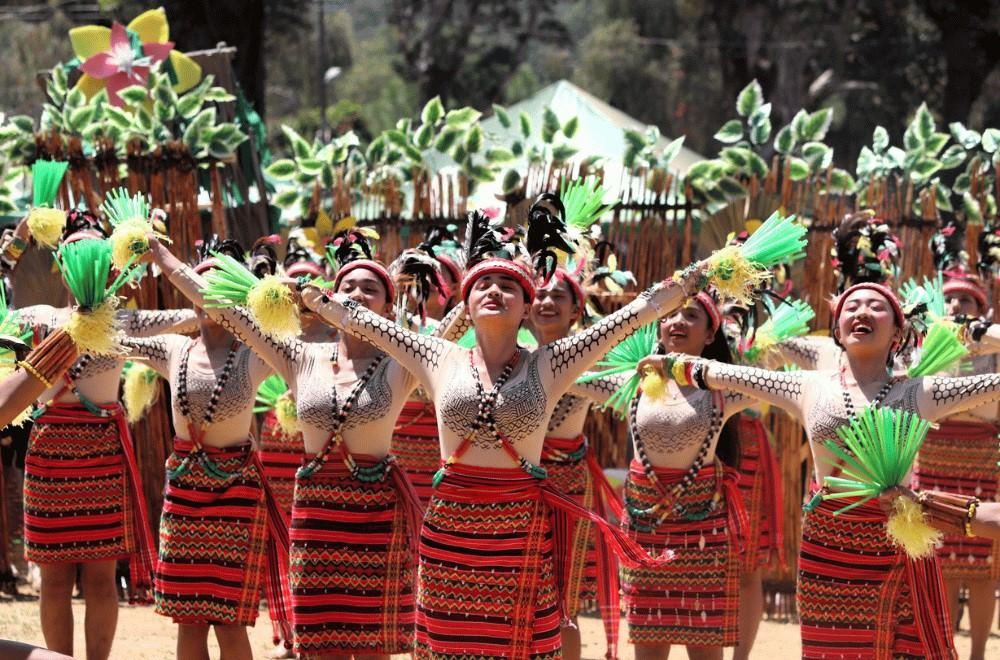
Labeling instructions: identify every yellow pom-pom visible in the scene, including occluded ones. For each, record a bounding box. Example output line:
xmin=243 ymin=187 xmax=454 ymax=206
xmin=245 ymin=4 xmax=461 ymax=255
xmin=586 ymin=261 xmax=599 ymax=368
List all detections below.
xmin=275 ymin=392 xmax=299 ymax=435
xmin=27 ymin=207 xmax=67 ymax=250
xmin=706 ymin=245 xmax=771 ymax=305
xmin=886 ymin=495 xmax=942 ymax=559
xmin=247 ymin=275 xmax=300 ymax=340
xmin=65 ymin=299 xmax=124 ymax=355
xmin=109 ymin=219 xmax=152 ymax=269
xmin=640 ymin=367 xmax=667 ymax=400
xmin=123 ymin=364 xmax=159 ymax=424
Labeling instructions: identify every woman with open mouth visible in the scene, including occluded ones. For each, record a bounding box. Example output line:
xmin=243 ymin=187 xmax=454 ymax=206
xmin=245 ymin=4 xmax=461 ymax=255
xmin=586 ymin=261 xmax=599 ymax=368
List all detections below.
xmin=643 ymin=281 xmax=1000 ymax=659
xmin=574 ymin=290 xmax=750 ymax=660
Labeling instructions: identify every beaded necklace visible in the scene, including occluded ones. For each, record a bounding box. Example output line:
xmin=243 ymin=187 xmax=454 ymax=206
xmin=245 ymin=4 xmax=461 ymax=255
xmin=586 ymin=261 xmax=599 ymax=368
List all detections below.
xmin=626 ymin=387 xmax=724 ymax=530
xmin=168 ymin=339 xmax=240 ymax=480
xmin=296 ymin=344 xmax=388 ymax=481
xmin=839 ymin=367 xmax=897 ymax=417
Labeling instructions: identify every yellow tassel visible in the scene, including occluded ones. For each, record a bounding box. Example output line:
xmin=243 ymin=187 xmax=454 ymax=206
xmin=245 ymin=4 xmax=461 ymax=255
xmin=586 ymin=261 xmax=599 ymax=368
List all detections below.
xmin=274 ymin=392 xmax=299 ymax=435
xmin=109 ymin=219 xmax=153 ymax=270
xmin=640 ymin=368 xmax=667 ymax=400
xmin=27 ymin=207 xmax=67 ymax=250
xmin=123 ymin=364 xmax=159 ymax=424
xmin=886 ymin=495 xmax=942 ymax=559
xmin=247 ymin=275 xmax=301 ymax=340
xmin=65 ymin=299 xmax=124 ymax=355
xmin=705 ymin=245 xmax=771 ymax=305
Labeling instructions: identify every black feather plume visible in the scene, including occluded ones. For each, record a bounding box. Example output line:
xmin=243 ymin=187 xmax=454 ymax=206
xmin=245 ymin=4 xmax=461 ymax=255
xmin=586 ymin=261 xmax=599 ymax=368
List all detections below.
xmin=830 ymin=211 xmax=900 ymax=292
xmin=462 ymin=210 xmax=508 ymax=267
xmin=326 ymin=230 xmax=375 ymax=271
xmin=393 ymin=250 xmax=449 ymax=324
xmin=195 ymin=235 xmax=244 ymax=265
xmin=249 ymin=235 xmax=281 ymax=278
xmin=526 ymin=192 xmax=576 ymax=282
xmin=930 ymin=215 xmax=968 ymax=273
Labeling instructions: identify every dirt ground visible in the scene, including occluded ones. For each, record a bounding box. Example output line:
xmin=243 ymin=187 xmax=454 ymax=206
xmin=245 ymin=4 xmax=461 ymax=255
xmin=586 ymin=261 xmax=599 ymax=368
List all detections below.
xmin=0 ymin=597 xmax=998 ymax=659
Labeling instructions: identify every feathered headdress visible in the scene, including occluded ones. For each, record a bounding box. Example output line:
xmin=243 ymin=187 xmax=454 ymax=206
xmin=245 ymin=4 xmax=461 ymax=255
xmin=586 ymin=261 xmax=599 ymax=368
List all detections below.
xmin=930 ymin=215 xmax=968 ymax=273
xmin=194 ymin=235 xmax=244 ymax=271
xmin=326 ymin=228 xmax=395 ymax=302
xmin=977 ymin=221 xmax=1000 ymax=281
xmin=392 ymin=232 xmax=452 ymax=326
xmin=459 ymin=208 xmax=535 ymax=302
xmin=418 ymin=224 xmax=464 ymax=281
xmin=526 ymin=193 xmax=576 ymax=283
xmin=248 ymin=234 xmax=281 ymax=279
xmin=830 ymin=211 xmax=900 ymax=292
xmin=283 ymin=236 xmax=324 ymax=279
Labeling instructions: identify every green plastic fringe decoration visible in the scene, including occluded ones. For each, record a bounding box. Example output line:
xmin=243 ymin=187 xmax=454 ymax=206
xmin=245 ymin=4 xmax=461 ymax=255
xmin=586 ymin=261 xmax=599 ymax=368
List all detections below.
xmin=560 ymin=177 xmax=615 ymax=231
xmin=744 ymin=297 xmax=815 ymax=363
xmin=907 ymin=320 xmax=968 ymax=377
xmin=575 ymin=321 xmax=658 ymax=418
xmin=27 ymin=160 xmax=70 ymax=249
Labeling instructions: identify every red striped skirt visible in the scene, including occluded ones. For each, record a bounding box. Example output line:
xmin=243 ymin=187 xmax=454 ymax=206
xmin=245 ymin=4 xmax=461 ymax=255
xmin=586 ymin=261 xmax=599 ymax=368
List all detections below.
xmin=914 ymin=419 xmax=1000 ymax=580
xmin=392 ymin=400 xmax=441 ymax=506
xmin=290 ymin=454 xmax=422 ymax=656
xmin=24 ymin=403 xmax=155 ymax=599
xmin=258 ymin=410 xmax=304 ymax=519
xmin=156 ymin=439 xmax=271 ymax=626
xmin=736 ymin=414 xmax=785 ymax=571
xmin=622 ymin=460 xmax=744 ymax=647
xmin=798 ymin=496 xmax=955 ymax=659
xmin=416 ymin=464 xmax=563 ymax=660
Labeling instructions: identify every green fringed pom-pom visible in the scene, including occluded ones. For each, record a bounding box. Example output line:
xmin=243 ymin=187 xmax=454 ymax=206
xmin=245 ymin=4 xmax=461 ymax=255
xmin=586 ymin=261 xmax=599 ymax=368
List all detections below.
xmin=907 ymin=320 xmax=969 ymax=377
xmin=254 ymin=373 xmax=290 ymax=413
xmin=900 ymin=273 xmax=946 ymax=322
xmin=31 ymin=160 xmax=68 ymax=207
xmin=744 ymin=297 xmax=814 ymax=363
xmin=201 ymin=252 xmax=258 ymax=307
xmin=575 ymin=321 xmax=658 ymax=418
xmin=560 ymin=177 xmax=616 ymax=231
xmin=55 ymin=238 xmax=141 ymax=308
xmin=738 ymin=210 xmax=808 ymax=269
xmin=822 ymin=405 xmax=930 ymax=514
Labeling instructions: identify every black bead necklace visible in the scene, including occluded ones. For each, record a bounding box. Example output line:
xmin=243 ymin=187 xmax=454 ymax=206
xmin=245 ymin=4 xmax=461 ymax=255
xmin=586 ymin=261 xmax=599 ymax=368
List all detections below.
xmin=839 ymin=367 xmax=897 ymax=418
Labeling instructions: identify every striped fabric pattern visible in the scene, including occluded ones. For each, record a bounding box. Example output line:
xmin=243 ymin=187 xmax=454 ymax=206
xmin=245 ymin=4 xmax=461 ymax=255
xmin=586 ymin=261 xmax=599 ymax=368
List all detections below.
xmin=155 ymin=439 xmax=268 ymax=626
xmin=736 ymin=414 xmax=785 ymax=571
xmin=415 ymin=463 xmax=562 ymax=660
xmin=622 ymin=460 xmax=742 ymax=647
xmin=798 ymin=496 xmax=954 ymax=659
xmin=540 ymin=434 xmax=598 ymax=617
xmin=914 ymin=419 xmax=1000 ymax=580
xmin=290 ymin=456 xmax=416 ymax=656
xmin=258 ymin=410 xmax=304 ymax=518
xmin=392 ymin=400 xmax=441 ymax=506
xmin=24 ymin=406 xmax=144 ymax=568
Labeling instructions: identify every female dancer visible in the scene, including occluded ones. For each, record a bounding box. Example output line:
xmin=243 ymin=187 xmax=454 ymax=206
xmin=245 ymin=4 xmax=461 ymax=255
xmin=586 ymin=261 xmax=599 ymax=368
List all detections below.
xmin=13 ymin=216 xmax=196 ymax=660
xmin=147 ymin=230 xmax=465 ymax=658
xmin=127 ymin=238 xmax=288 ymax=660
xmin=914 ymin=267 xmax=999 ymax=660
xmin=645 ymin=281 xmax=1000 ymax=659
xmin=528 ymin=268 xmax=624 ymax=660
xmin=574 ymin=291 xmax=749 ymax=660
xmin=296 ymin=206 xmax=707 ymax=659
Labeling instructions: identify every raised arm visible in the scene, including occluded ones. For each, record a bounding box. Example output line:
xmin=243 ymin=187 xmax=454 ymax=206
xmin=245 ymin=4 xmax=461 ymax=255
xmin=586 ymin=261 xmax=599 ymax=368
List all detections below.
xmin=122 ymin=334 xmax=186 ymax=378
xmin=148 ymin=239 xmax=302 ymax=382
xmin=570 ymin=371 xmax=630 ymax=406
xmin=771 ymin=335 xmax=835 ymax=370
xmin=120 ymin=308 xmax=198 ymax=337
xmin=916 ymin=372 xmax=1000 ymax=421
xmin=542 ymin=278 xmax=688 ymax=392
xmin=301 ymin=286 xmax=451 ymax=393
xmin=434 ymin=301 xmax=470 ymax=341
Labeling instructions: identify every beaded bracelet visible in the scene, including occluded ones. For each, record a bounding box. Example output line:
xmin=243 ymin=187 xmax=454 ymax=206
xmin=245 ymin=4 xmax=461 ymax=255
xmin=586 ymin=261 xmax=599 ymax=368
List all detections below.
xmin=692 ymin=361 xmax=709 ymax=390
xmin=917 ymin=490 xmax=980 ymax=537
xmin=18 ymin=360 xmax=52 ymax=388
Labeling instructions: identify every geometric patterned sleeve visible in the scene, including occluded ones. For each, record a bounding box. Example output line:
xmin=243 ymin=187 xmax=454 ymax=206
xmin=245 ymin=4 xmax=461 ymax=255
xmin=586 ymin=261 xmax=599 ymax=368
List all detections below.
xmin=433 ymin=301 xmax=470 ymax=342
xmin=569 ymin=371 xmax=628 ymax=406
xmin=302 ymin=287 xmax=451 ymax=394
xmin=122 ymin=334 xmax=187 ymax=377
xmin=542 ymin=279 xmax=685 ymax=393
xmin=120 ymin=308 xmax=199 ymax=337
xmin=772 ymin=336 xmax=825 ymax=370
xmin=918 ymin=372 xmax=1000 ymax=422
xmin=167 ymin=264 xmax=303 ymax=383
xmin=703 ymin=360 xmax=808 ymax=419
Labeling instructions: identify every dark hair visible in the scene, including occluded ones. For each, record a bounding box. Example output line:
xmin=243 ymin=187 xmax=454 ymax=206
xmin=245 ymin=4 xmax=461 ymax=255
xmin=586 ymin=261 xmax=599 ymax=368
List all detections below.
xmin=249 ymin=235 xmax=280 ymax=278
xmin=63 ymin=209 xmax=107 ymax=239
xmin=195 ymin=235 xmax=244 ymax=265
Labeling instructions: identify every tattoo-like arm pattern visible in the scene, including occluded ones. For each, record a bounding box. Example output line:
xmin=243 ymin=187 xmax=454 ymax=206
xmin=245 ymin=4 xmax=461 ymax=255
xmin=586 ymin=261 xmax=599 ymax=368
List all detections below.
xmin=704 ymin=361 xmax=807 ymax=418
xmin=434 ymin=301 xmax=471 ymax=342
xmin=774 ymin=336 xmax=824 ymax=370
xmin=919 ymin=372 xmax=1000 ymax=421
xmin=544 ymin=281 xmax=685 ymax=391
xmin=304 ymin=288 xmax=450 ymax=392
xmin=570 ymin=371 xmax=629 ymax=405
xmin=121 ymin=308 xmax=199 ymax=337
xmin=122 ymin=335 xmax=182 ymax=377
xmin=168 ymin=265 xmax=303 ymax=382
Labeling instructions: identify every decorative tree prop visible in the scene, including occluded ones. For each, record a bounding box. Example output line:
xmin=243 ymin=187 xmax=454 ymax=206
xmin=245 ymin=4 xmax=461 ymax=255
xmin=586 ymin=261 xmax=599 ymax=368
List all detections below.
xmin=822 ymin=406 xmax=939 ymax=558
xmin=122 ymin=361 xmax=161 ymax=424
xmin=743 ymin=298 xmax=815 ymax=364
xmin=54 ymin=238 xmax=143 ymax=355
xmin=702 ymin=210 xmax=807 ymax=304
xmin=103 ymin=187 xmax=168 ymax=269
xmin=200 ymin=252 xmax=300 ymax=340
xmin=255 ymin=373 xmax=298 ymax=435
xmin=27 ymin=160 xmax=69 ymax=249
xmin=575 ymin=322 xmax=659 ymax=418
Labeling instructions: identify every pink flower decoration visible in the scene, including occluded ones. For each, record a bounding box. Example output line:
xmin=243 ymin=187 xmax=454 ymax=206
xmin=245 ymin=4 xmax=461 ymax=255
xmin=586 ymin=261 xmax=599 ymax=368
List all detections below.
xmin=481 ymin=206 xmax=501 ymax=219
xmin=79 ymin=22 xmax=173 ymax=107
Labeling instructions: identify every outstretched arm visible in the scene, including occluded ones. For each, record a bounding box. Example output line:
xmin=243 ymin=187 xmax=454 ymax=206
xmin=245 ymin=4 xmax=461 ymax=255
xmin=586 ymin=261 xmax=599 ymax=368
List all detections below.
xmin=771 ymin=336 xmax=835 ymax=370
xmin=301 ymin=286 xmax=451 ymax=393
xmin=433 ymin=301 xmax=470 ymax=341
xmin=542 ymin=278 xmax=688 ymax=392
xmin=122 ymin=334 xmax=185 ymax=378
xmin=120 ymin=308 xmax=198 ymax=337
xmin=917 ymin=372 xmax=1000 ymax=421
xmin=570 ymin=371 xmax=630 ymax=406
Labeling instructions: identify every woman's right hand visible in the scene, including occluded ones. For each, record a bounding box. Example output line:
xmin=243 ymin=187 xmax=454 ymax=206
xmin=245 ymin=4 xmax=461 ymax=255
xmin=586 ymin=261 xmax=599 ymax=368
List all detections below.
xmin=637 ymin=354 xmax=668 ymax=379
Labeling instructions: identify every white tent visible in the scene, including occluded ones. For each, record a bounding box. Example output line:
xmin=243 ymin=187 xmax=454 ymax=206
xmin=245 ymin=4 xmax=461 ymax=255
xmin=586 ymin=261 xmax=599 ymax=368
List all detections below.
xmin=481 ymin=78 xmax=703 ymax=172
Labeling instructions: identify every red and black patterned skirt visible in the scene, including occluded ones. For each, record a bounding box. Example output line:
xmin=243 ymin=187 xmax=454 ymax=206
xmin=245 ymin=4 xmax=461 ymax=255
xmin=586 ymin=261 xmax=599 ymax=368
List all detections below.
xmin=155 ymin=439 xmax=271 ymax=626
xmin=290 ymin=454 xmax=422 ymax=656
xmin=24 ymin=403 xmax=155 ymax=599
xmin=914 ymin=419 xmax=1000 ymax=580
xmin=736 ymin=414 xmax=785 ymax=571
xmin=258 ymin=410 xmax=304 ymax=519
xmin=622 ymin=460 xmax=744 ymax=648
xmin=392 ymin=400 xmax=441 ymax=506
xmin=798 ymin=495 xmax=954 ymax=659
